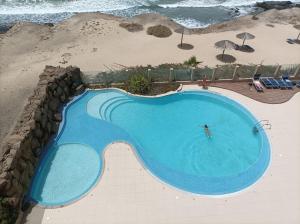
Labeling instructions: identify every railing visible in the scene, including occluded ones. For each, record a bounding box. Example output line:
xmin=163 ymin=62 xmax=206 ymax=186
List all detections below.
xmin=253 ymin=120 xmax=272 ymax=133
xmin=81 ymin=63 xmax=300 ymax=85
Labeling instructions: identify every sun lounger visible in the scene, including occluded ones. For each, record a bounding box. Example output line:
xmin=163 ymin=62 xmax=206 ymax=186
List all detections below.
xmin=276 ymin=79 xmax=288 ymax=89
xmin=283 ymin=80 xmax=293 ymax=89
xmin=252 ymin=74 xmax=263 ymax=92
xmin=253 ymin=80 xmax=263 ymax=92
xmin=260 ymin=77 xmax=273 ymax=89
xmin=286 ymin=38 xmax=296 ymax=44
xmin=268 ymin=78 xmax=280 ymax=89
xmin=282 ymin=74 xmax=294 ymax=89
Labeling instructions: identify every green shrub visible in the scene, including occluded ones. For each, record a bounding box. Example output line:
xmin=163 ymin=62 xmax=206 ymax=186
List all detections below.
xmin=126 ymin=74 xmax=151 ymax=94
xmin=184 ymin=56 xmax=201 ymax=67
xmin=147 ymin=25 xmax=172 ymax=38
xmin=0 ymin=197 xmax=18 ymax=224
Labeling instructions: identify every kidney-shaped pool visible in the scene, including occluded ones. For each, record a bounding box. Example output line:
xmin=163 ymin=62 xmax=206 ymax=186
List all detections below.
xmin=29 ymin=89 xmax=270 ymax=206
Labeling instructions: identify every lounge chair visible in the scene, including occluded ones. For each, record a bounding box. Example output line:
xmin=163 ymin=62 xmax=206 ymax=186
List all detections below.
xmin=282 ymin=74 xmax=294 ymax=89
xmin=268 ymin=78 xmax=280 ymax=89
xmin=252 ymin=74 xmax=264 ymax=92
xmin=286 ymin=38 xmax=296 ymax=44
xmin=284 ymin=80 xmax=294 ymax=89
xmin=276 ymin=79 xmax=288 ymax=89
xmin=260 ymin=77 xmax=273 ymax=89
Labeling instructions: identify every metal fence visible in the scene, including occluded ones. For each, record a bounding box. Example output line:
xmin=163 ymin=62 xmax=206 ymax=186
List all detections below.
xmin=82 ymin=64 xmax=300 ymax=85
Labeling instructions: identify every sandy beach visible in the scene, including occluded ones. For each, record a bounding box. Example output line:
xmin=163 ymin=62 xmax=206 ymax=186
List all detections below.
xmin=1 ymin=9 xmax=300 ymax=146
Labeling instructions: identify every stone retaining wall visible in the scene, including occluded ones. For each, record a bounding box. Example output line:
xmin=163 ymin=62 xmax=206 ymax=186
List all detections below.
xmin=0 ymin=66 xmax=84 ymax=212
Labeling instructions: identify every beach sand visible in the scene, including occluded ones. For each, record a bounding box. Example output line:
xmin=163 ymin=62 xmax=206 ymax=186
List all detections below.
xmin=1 ymin=8 xmax=300 ymax=147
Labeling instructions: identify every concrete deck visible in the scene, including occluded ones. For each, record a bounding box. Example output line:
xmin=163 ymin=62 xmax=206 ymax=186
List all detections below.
xmin=24 ymin=86 xmax=300 ymax=224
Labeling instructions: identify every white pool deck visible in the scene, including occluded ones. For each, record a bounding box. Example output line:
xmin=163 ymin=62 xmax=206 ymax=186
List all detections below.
xmin=25 ymin=86 xmax=300 ymax=224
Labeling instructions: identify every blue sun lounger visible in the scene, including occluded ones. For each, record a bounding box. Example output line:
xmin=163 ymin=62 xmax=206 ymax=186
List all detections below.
xmin=260 ymin=77 xmax=273 ymax=89
xmin=276 ymin=79 xmax=288 ymax=89
xmin=268 ymin=78 xmax=280 ymax=89
xmin=282 ymin=74 xmax=294 ymax=89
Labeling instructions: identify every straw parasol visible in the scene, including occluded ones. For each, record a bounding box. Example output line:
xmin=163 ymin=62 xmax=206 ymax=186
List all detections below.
xmin=236 ymin=32 xmax=255 ymax=46
xmin=175 ymin=27 xmax=193 ymax=47
xmin=294 ymin=24 xmax=300 ymax=40
xmin=215 ymin=40 xmax=236 ymax=58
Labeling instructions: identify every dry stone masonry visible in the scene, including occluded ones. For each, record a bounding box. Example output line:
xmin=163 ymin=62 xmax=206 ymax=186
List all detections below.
xmin=0 ymin=66 xmax=85 ymax=212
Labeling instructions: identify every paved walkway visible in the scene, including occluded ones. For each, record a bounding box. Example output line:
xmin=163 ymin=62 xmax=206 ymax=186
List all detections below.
xmin=210 ymin=81 xmax=300 ymax=104
xmin=24 ymin=86 xmax=300 ymax=224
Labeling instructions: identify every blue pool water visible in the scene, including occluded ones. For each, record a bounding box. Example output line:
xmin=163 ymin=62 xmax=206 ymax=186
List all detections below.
xmin=29 ymin=89 xmax=270 ymax=206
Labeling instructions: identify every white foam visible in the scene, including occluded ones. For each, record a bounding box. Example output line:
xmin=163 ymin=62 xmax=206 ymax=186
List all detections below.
xmin=173 ymin=17 xmax=211 ymax=28
xmin=1 ymin=0 xmax=298 ymax=15
xmin=0 ymin=0 xmax=138 ymax=14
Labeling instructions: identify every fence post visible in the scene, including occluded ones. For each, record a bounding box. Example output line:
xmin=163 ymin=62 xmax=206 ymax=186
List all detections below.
xmin=232 ymin=65 xmax=239 ymax=81
xmin=212 ymin=65 xmax=218 ymax=81
xmin=147 ymin=68 xmax=151 ymax=80
xmin=191 ymin=67 xmax=195 ymax=81
xmin=169 ymin=68 xmax=173 ymax=82
xmin=253 ymin=65 xmax=261 ymax=76
xmin=274 ymin=65 xmax=281 ymax=78
xmin=293 ymin=65 xmax=300 ymax=78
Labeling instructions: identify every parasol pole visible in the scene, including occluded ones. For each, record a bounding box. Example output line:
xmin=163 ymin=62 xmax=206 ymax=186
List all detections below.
xmin=242 ymin=36 xmax=246 ymax=46
xmin=181 ymin=32 xmax=184 ymax=47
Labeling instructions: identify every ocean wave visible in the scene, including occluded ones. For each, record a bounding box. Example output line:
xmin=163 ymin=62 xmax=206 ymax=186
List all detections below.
xmin=173 ymin=17 xmax=212 ymax=28
xmin=0 ymin=0 xmax=136 ymax=14
xmin=0 ymin=0 xmax=298 ymax=15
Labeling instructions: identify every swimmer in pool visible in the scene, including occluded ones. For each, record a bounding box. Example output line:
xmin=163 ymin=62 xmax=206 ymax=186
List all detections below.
xmin=204 ymin=124 xmax=212 ymax=138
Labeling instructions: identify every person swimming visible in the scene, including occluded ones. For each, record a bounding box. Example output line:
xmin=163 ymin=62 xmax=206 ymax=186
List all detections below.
xmin=204 ymin=124 xmax=212 ymax=138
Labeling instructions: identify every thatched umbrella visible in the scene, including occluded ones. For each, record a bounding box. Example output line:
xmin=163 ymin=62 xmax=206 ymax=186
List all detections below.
xmin=175 ymin=27 xmax=193 ymax=47
xmin=236 ymin=32 xmax=255 ymax=46
xmin=215 ymin=40 xmax=236 ymax=58
xmin=294 ymin=24 xmax=300 ymax=40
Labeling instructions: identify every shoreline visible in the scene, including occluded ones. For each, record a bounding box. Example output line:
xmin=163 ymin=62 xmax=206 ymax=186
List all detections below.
xmin=1 ymin=6 xmax=299 ymax=35
xmin=1 ymin=1 xmax=300 ymax=34
xmin=1 ymin=0 xmax=300 ymax=34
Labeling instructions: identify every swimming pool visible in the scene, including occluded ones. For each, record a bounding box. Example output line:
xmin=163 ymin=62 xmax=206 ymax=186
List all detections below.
xmin=29 ymin=89 xmax=270 ymax=206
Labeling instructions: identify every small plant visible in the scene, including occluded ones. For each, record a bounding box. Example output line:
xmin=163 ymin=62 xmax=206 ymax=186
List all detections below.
xmin=126 ymin=74 xmax=151 ymax=94
xmin=0 ymin=197 xmax=18 ymax=224
xmin=184 ymin=56 xmax=201 ymax=67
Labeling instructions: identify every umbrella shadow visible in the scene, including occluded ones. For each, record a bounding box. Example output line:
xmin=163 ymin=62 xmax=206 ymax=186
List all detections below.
xmin=216 ymin=54 xmax=236 ymax=63
xmin=236 ymin=45 xmax=255 ymax=53
xmin=177 ymin=43 xmax=194 ymax=50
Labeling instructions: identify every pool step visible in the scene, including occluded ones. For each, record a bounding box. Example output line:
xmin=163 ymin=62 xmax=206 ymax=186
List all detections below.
xmin=99 ymin=96 xmax=133 ymax=121
xmin=103 ymin=98 xmax=133 ymax=121
xmin=99 ymin=96 xmax=123 ymax=119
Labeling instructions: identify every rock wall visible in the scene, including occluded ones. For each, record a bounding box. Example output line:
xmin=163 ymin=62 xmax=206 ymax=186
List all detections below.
xmin=256 ymin=1 xmax=300 ymax=11
xmin=0 ymin=66 xmax=84 ymax=210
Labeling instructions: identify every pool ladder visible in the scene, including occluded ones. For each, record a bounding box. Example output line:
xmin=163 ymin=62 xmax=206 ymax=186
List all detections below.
xmin=254 ymin=120 xmax=272 ymax=132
